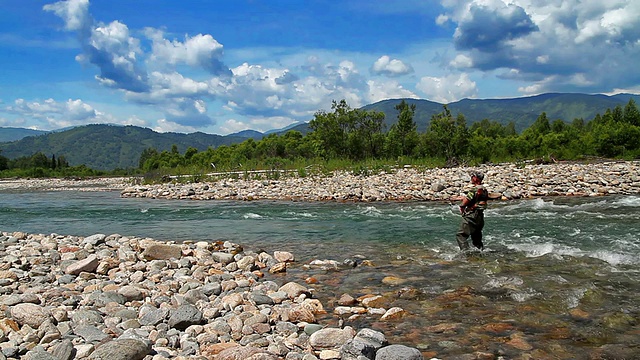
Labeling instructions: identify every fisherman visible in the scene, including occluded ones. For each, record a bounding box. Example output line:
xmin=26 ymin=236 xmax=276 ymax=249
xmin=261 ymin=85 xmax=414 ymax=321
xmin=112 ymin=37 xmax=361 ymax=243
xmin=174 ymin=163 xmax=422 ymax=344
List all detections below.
xmin=456 ymin=171 xmax=489 ymax=250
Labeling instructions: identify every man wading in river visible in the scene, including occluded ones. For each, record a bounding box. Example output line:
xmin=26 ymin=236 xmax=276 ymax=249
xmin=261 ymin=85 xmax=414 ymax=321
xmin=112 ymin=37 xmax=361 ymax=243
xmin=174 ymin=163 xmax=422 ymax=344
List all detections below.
xmin=456 ymin=172 xmax=489 ymax=250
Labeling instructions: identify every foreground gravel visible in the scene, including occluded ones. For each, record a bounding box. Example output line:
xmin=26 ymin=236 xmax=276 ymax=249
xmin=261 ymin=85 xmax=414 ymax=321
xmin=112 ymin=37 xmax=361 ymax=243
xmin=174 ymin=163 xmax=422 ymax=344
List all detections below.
xmin=0 ymin=231 xmax=424 ymax=360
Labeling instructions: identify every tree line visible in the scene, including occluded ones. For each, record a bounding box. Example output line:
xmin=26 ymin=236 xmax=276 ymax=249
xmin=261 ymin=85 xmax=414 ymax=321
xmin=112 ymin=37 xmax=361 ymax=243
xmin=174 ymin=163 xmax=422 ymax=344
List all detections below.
xmin=2 ymin=98 xmax=639 ymax=178
xmin=138 ymin=98 xmax=640 ymax=175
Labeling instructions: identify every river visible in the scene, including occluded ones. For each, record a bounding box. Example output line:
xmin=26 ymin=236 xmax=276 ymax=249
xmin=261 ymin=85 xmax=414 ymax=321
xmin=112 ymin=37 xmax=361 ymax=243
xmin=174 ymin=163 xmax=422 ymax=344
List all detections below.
xmin=1 ymin=190 xmax=639 ymax=358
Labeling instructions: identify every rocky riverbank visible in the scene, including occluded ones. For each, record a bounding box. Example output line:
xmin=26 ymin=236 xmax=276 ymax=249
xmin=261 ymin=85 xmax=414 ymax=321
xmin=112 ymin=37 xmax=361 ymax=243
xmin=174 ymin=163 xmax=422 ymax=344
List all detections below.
xmin=121 ymin=161 xmax=640 ymax=202
xmin=0 ymin=231 xmax=426 ymax=360
xmin=0 ymin=177 xmax=132 ymax=192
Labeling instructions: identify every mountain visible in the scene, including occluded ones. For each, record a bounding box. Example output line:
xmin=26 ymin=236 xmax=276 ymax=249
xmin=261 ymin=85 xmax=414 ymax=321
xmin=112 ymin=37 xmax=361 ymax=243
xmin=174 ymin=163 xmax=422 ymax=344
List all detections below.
xmin=1 ymin=93 xmax=638 ymax=170
xmin=227 ymin=129 xmax=264 ymax=140
xmin=0 ymin=124 xmax=246 ymax=170
xmin=363 ymin=93 xmax=640 ymax=132
xmin=0 ymin=127 xmax=47 ymax=142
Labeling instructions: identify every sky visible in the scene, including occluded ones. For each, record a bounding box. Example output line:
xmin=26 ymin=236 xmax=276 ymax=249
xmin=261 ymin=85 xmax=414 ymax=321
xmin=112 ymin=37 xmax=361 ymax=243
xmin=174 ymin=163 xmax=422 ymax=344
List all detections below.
xmin=0 ymin=0 xmax=639 ymax=135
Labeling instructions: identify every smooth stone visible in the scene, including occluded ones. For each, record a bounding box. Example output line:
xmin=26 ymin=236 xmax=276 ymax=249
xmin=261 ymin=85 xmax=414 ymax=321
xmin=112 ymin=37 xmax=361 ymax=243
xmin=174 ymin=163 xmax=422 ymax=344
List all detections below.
xmin=88 ymin=339 xmax=151 ymax=360
xmin=9 ymin=303 xmax=51 ymax=328
xmin=374 ymin=344 xmax=423 ymax=360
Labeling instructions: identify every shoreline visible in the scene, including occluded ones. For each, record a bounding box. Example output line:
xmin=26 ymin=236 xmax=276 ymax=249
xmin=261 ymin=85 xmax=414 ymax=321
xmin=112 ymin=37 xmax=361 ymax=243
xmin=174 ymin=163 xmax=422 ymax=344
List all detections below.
xmin=121 ymin=161 xmax=640 ymax=202
xmin=2 ymin=161 xmax=640 ymax=201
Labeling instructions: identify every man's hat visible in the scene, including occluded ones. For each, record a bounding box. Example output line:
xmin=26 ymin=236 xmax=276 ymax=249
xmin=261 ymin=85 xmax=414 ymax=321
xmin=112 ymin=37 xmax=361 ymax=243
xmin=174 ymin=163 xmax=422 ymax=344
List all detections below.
xmin=471 ymin=171 xmax=484 ymax=181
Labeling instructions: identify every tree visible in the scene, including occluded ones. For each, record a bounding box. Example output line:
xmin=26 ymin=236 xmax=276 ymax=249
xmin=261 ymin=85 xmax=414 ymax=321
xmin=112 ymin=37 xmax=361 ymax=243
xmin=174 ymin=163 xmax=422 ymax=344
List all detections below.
xmin=424 ymin=105 xmax=469 ymax=164
xmin=309 ymin=100 xmax=352 ymax=158
xmin=623 ymin=98 xmax=640 ymax=126
xmin=393 ymin=100 xmax=418 ymax=156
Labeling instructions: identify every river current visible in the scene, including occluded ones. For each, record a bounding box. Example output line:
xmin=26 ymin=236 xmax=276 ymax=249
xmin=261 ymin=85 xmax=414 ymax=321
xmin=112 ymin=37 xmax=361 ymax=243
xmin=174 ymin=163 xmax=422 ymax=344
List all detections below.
xmin=1 ymin=190 xmax=639 ymax=358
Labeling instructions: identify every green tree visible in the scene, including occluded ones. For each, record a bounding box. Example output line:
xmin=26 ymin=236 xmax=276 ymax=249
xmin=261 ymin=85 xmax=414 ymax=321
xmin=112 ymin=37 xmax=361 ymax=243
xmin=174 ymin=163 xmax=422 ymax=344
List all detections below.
xmin=392 ymin=100 xmax=418 ymax=156
xmin=623 ymin=98 xmax=640 ymax=126
xmin=424 ymin=105 xmax=469 ymax=164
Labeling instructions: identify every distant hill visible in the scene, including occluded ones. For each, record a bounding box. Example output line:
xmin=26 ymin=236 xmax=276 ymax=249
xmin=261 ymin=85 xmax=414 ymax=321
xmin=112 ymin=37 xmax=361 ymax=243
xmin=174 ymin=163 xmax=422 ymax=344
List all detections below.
xmin=227 ymin=129 xmax=264 ymax=140
xmin=0 ymin=124 xmax=246 ymax=170
xmin=0 ymin=127 xmax=47 ymax=142
xmin=363 ymin=93 xmax=640 ymax=132
xmin=1 ymin=93 xmax=638 ymax=170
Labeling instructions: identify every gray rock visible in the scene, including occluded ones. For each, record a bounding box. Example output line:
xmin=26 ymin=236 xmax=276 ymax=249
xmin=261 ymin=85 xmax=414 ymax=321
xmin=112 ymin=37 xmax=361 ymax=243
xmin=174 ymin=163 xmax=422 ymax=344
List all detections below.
xmin=88 ymin=339 xmax=151 ymax=360
xmin=75 ymin=325 xmax=110 ymax=343
xmin=201 ymin=282 xmax=222 ymax=296
xmin=50 ymin=339 xmax=76 ymax=360
xmin=72 ymin=309 xmax=104 ymax=326
xmin=22 ymin=350 xmax=58 ymax=360
xmin=118 ymin=285 xmax=144 ymax=302
xmin=211 ymin=252 xmax=234 ymax=265
xmin=374 ymin=345 xmax=423 ymax=360
xmin=139 ymin=308 xmax=169 ymax=326
xmin=168 ymin=304 xmax=203 ymax=330
xmin=82 ymin=234 xmax=107 ymax=246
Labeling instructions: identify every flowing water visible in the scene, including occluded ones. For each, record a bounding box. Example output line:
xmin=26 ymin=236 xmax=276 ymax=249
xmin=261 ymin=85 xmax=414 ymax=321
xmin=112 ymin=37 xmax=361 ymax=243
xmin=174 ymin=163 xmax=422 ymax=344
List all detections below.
xmin=1 ymin=190 xmax=639 ymax=358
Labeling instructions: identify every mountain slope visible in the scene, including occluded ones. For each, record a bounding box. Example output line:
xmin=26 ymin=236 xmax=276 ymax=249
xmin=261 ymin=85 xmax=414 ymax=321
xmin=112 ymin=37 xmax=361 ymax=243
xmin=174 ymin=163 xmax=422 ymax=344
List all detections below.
xmin=0 ymin=127 xmax=47 ymax=142
xmin=0 ymin=124 xmax=245 ymax=170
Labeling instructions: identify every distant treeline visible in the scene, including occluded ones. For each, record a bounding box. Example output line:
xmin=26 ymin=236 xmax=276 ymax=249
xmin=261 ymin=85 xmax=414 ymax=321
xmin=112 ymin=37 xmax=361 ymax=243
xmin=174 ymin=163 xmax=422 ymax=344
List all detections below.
xmin=2 ymin=98 xmax=639 ymax=179
xmin=139 ymin=98 xmax=640 ymax=174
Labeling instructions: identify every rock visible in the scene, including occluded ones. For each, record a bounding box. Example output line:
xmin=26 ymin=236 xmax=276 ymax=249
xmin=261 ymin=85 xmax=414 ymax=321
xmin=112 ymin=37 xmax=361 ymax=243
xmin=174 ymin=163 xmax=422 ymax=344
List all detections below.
xmin=269 ymin=262 xmax=287 ymax=274
xmin=216 ymin=345 xmax=279 ymax=360
xmin=75 ymin=325 xmax=110 ymax=342
xmin=50 ymin=339 xmax=76 ymax=360
xmin=23 ymin=350 xmax=58 ymax=360
xmin=279 ymin=282 xmax=309 ymax=299
xmin=274 ymin=251 xmax=295 ymax=262
xmin=9 ymin=303 xmax=51 ymax=328
xmin=65 ymin=254 xmax=100 ymax=275
xmin=309 ymin=327 xmax=356 ymax=350
xmin=88 ymin=339 xmax=151 ymax=360
xmin=168 ymin=304 xmax=203 ymax=330
xmin=82 ymin=234 xmax=106 ymax=246
xmin=141 ymin=244 xmax=182 ymax=260
xmin=211 ymin=252 xmax=235 ymax=265
xmin=380 ymin=307 xmax=405 ymax=320
xmin=374 ymin=344 xmax=423 ymax=360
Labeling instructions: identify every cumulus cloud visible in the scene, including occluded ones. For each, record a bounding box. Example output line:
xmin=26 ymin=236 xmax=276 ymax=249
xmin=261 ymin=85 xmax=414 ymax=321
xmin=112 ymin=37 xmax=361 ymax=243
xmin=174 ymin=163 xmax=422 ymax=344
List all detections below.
xmin=367 ymin=80 xmax=418 ymax=103
xmin=146 ymin=29 xmax=231 ymax=76
xmin=43 ymin=0 xmax=90 ymax=31
xmin=4 ymin=98 xmax=100 ymax=128
xmin=416 ymin=73 xmax=477 ymax=103
xmin=370 ymin=56 xmax=414 ymax=77
xmin=438 ymin=0 xmax=640 ymax=94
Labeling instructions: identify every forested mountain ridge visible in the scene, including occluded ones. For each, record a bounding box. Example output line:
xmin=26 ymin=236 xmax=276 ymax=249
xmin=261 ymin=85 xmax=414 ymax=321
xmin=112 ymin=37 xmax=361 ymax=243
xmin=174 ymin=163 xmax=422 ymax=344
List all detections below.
xmin=0 ymin=124 xmax=245 ymax=170
xmin=362 ymin=93 xmax=640 ymax=132
xmin=1 ymin=93 xmax=638 ymax=170
xmin=0 ymin=127 xmax=47 ymax=142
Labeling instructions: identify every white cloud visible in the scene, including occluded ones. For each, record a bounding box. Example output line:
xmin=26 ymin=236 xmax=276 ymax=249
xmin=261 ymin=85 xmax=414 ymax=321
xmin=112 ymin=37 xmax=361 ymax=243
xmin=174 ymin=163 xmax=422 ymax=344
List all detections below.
xmin=153 ymin=119 xmax=198 ymax=133
xmin=43 ymin=0 xmax=91 ymax=31
xmin=367 ymin=80 xmax=418 ymax=103
xmin=416 ymin=73 xmax=478 ymax=103
xmin=438 ymin=0 xmax=640 ymax=94
xmin=146 ymin=29 xmax=229 ymax=75
xmin=370 ymin=56 xmax=414 ymax=77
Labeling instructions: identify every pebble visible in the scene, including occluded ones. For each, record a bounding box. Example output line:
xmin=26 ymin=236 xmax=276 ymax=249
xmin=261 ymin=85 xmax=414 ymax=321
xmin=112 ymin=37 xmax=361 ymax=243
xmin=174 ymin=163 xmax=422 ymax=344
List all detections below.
xmin=0 ymin=231 xmax=419 ymax=359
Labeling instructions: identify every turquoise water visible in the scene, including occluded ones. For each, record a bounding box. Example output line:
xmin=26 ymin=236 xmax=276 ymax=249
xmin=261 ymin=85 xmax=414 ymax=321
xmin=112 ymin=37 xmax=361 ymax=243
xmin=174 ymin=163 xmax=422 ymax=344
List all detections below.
xmin=1 ymin=190 xmax=639 ymax=358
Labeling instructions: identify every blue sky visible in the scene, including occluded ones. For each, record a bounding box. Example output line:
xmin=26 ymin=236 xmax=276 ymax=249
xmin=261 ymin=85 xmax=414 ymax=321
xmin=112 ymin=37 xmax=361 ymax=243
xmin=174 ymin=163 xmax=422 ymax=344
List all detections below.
xmin=1 ymin=1 xmax=639 ymax=135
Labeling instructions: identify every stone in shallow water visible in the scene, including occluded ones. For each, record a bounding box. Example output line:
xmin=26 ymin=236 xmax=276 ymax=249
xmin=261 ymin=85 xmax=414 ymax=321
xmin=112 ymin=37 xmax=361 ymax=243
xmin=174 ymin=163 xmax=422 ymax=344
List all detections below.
xmin=374 ymin=344 xmax=424 ymax=360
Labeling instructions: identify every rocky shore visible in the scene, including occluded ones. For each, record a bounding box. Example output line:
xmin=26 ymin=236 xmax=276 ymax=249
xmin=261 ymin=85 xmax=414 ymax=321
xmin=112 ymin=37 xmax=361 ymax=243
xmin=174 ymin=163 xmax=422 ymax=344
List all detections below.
xmin=0 ymin=231 xmax=425 ymax=360
xmin=121 ymin=161 xmax=640 ymax=202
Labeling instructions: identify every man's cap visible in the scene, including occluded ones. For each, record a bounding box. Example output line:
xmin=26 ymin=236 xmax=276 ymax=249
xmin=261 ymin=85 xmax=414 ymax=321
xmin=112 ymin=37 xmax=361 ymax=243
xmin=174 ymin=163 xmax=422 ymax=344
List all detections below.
xmin=471 ymin=171 xmax=484 ymax=181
